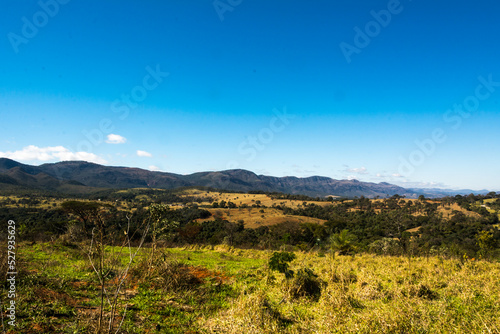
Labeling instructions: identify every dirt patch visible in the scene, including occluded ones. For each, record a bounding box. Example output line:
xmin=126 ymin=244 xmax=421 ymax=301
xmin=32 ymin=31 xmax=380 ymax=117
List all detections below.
xmin=187 ymin=266 xmax=231 ymax=283
xmin=36 ymin=287 xmax=79 ymax=307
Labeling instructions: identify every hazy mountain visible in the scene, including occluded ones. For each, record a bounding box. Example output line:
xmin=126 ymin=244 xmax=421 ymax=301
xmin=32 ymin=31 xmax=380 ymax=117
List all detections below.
xmin=0 ymin=158 xmax=491 ymax=198
xmin=406 ymin=187 xmax=492 ymax=197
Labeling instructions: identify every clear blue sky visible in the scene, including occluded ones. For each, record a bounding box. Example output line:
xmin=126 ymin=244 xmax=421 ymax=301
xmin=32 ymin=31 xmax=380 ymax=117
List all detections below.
xmin=1 ymin=0 xmax=499 ymax=190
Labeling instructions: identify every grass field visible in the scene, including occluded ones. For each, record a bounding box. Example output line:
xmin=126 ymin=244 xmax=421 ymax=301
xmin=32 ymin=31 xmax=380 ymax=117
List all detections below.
xmin=4 ymin=241 xmax=500 ymax=333
xmin=178 ymin=189 xmax=332 ymax=209
xmin=179 ymin=190 xmax=482 ymax=228
xmin=196 ymin=207 xmax=327 ymax=228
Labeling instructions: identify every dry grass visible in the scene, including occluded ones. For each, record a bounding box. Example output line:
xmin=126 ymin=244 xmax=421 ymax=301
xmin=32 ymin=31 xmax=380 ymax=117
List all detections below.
xmin=201 ymin=251 xmax=500 ymax=333
xmin=436 ymin=202 xmax=481 ymax=219
xmin=179 ymin=190 xmax=331 ymax=209
xmin=196 ymin=207 xmax=326 ymax=228
xmin=179 ymin=191 xmax=487 ymax=229
xmin=12 ymin=242 xmax=500 ymax=333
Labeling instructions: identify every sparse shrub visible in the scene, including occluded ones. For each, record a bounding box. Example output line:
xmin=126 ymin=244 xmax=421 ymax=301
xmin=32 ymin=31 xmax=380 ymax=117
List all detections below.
xmin=269 ymin=251 xmax=296 ymax=278
xmin=476 ymin=230 xmax=496 ymax=258
xmin=330 ymin=229 xmax=357 ymax=255
xmin=416 ymin=284 xmax=439 ymax=300
xmin=403 ymin=283 xmax=439 ymax=300
xmin=157 ymin=261 xmax=202 ymax=291
xmin=285 ymin=268 xmax=324 ymax=301
xmin=131 ymin=255 xmax=201 ymax=291
xmin=330 ymin=269 xmax=357 ymax=284
xmin=59 ymin=220 xmax=87 ymax=243
xmin=369 ymin=237 xmax=401 ymax=255
xmin=213 ymin=210 xmax=224 ymax=220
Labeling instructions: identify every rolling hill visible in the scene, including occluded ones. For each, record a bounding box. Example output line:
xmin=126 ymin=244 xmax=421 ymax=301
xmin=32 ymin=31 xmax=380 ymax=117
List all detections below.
xmin=0 ymin=158 xmax=489 ymax=198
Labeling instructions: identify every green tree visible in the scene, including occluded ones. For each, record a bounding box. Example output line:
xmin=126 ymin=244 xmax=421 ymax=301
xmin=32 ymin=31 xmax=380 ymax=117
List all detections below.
xmin=476 ymin=230 xmax=495 ymax=258
xmin=329 ymin=229 xmax=357 ymax=255
xmin=61 ymin=200 xmax=103 ymax=233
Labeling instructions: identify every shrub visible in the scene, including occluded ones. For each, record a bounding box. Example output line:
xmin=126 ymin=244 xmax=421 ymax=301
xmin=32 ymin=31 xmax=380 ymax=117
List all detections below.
xmin=330 ymin=229 xmax=357 ymax=255
xmin=157 ymin=261 xmax=202 ymax=291
xmin=130 ymin=255 xmax=201 ymax=291
xmin=416 ymin=284 xmax=439 ymax=300
xmin=285 ymin=268 xmax=324 ymax=301
xmin=368 ymin=238 xmax=401 ymax=255
xmin=330 ymin=269 xmax=357 ymax=284
xmin=269 ymin=251 xmax=296 ymax=278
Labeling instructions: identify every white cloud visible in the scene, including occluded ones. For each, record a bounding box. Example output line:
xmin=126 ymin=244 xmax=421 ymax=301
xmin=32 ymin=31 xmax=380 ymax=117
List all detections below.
xmin=291 ymin=164 xmax=317 ymax=176
xmin=346 ymin=166 xmax=368 ymax=174
xmin=137 ymin=150 xmax=152 ymax=157
xmin=397 ymin=180 xmax=449 ymax=189
xmin=392 ymin=173 xmax=403 ymax=178
xmin=149 ymin=165 xmax=161 ymax=171
xmin=0 ymin=145 xmax=107 ymax=164
xmin=255 ymin=168 xmax=270 ymax=175
xmin=106 ymin=134 xmax=127 ymax=144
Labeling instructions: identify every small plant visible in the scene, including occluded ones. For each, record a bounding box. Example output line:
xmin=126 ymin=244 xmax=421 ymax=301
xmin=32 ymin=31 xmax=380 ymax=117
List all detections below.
xmin=269 ymin=251 xmax=296 ymax=278
xmin=403 ymin=284 xmax=439 ymax=300
xmin=148 ymin=203 xmax=176 ymax=273
xmin=285 ymin=268 xmax=324 ymax=301
xmin=416 ymin=284 xmax=439 ymax=300
xmin=476 ymin=230 xmax=495 ymax=258
xmin=269 ymin=252 xmax=324 ymax=301
xmin=329 ymin=229 xmax=357 ymax=255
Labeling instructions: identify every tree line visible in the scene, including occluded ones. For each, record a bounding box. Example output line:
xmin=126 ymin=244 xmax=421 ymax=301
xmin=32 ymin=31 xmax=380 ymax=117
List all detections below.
xmin=1 ymin=191 xmax=499 ymax=259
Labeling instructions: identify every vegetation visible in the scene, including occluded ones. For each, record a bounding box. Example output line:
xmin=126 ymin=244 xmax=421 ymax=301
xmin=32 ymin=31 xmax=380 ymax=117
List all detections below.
xmin=1 ymin=188 xmax=499 ymax=332
xmin=2 ymin=242 xmax=499 ymax=333
xmin=1 ymin=190 xmax=499 ymax=257
xmin=269 ymin=251 xmax=296 ymax=278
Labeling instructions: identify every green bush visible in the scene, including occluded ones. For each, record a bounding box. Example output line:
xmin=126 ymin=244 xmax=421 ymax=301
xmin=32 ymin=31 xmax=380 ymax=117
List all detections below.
xmin=269 ymin=251 xmax=296 ymax=278
xmin=285 ymin=268 xmax=324 ymax=301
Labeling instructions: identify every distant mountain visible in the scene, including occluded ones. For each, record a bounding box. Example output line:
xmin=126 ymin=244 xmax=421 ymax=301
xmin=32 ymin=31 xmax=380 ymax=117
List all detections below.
xmin=0 ymin=159 xmax=97 ymax=194
xmin=0 ymin=158 xmax=491 ymax=198
xmin=407 ymin=187 xmax=492 ymax=197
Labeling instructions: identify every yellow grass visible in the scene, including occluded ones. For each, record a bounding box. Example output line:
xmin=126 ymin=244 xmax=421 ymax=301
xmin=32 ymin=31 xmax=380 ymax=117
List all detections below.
xmin=200 ymin=250 xmax=500 ymax=333
xmin=436 ymin=202 xmax=481 ymax=219
xmin=197 ymin=207 xmax=326 ymax=228
xmin=179 ymin=190 xmax=331 ymax=208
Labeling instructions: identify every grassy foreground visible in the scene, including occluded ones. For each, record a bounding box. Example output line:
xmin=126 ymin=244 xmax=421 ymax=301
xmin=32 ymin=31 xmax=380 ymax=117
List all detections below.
xmin=3 ymin=242 xmax=500 ymax=333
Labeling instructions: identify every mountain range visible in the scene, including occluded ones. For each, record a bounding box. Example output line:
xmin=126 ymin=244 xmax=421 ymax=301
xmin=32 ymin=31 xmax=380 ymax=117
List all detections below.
xmin=0 ymin=158 xmax=490 ymax=198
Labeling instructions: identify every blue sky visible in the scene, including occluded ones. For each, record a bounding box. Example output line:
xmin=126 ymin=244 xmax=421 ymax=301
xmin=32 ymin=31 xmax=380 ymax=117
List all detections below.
xmin=1 ymin=0 xmax=499 ymax=190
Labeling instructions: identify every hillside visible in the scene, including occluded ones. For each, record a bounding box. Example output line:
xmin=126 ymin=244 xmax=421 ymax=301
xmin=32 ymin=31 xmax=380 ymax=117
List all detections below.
xmin=0 ymin=158 xmax=426 ymax=198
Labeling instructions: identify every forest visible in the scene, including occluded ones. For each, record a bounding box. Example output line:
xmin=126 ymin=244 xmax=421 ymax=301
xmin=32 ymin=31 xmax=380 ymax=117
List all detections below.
xmin=1 ymin=189 xmax=498 ymax=259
